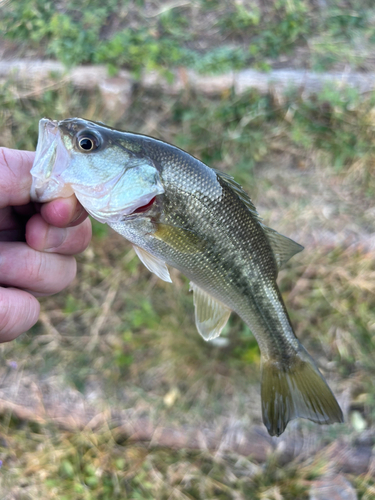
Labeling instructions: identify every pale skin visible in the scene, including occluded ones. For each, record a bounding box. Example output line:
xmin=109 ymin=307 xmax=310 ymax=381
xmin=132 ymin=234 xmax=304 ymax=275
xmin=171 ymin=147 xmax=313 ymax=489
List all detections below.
xmin=0 ymin=147 xmax=92 ymax=342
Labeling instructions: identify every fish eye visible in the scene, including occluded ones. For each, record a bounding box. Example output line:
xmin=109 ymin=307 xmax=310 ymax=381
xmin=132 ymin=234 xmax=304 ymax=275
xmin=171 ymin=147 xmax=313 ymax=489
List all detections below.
xmin=77 ymin=132 xmax=101 ymax=152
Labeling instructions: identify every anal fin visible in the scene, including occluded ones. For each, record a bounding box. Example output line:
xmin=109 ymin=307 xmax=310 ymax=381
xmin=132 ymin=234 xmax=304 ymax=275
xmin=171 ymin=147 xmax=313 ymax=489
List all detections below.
xmin=133 ymin=245 xmax=172 ymax=283
xmin=190 ymin=282 xmax=231 ymax=341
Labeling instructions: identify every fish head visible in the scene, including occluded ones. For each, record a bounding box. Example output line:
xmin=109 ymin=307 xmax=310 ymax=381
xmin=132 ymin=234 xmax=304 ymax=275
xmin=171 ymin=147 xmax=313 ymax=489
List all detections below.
xmin=30 ymin=118 xmax=164 ymax=223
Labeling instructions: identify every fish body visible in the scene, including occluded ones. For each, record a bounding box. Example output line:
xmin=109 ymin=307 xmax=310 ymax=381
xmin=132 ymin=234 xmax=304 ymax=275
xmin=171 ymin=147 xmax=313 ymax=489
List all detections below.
xmin=30 ymin=118 xmax=343 ymax=436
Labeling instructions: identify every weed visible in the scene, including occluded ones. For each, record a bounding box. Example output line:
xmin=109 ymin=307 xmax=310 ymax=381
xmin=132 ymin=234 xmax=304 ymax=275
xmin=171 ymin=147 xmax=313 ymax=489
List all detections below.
xmin=0 ymin=415 xmax=313 ymax=499
xmin=2 ymin=0 xmax=375 ymax=74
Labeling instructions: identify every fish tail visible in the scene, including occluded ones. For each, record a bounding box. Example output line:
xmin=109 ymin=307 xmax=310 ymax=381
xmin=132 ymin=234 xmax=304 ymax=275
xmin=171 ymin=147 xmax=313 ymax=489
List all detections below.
xmin=261 ymin=345 xmax=343 ymax=437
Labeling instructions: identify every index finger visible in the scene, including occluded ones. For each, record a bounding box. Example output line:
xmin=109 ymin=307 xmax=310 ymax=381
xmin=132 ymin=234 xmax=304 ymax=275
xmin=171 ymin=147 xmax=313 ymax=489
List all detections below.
xmin=0 ymin=148 xmax=35 ymax=208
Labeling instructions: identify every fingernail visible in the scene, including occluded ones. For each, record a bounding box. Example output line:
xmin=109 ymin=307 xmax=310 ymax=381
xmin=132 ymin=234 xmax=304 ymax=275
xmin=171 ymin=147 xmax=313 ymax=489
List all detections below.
xmin=68 ymin=206 xmax=87 ymax=227
xmin=44 ymin=226 xmax=67 ymax=251
xmin=71 ymin=207 xmax=85 ymax=224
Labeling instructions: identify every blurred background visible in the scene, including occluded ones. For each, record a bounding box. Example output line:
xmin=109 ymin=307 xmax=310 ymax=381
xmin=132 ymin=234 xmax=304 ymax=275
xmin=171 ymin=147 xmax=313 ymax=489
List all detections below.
xmin=0 ymin=1 xmax=375 ymax=498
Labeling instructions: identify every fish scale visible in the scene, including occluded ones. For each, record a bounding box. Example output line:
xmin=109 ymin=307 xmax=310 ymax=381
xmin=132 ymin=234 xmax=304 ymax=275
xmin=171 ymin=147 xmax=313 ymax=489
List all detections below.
xmin=30 ymin=117 xmax=344 ymax=436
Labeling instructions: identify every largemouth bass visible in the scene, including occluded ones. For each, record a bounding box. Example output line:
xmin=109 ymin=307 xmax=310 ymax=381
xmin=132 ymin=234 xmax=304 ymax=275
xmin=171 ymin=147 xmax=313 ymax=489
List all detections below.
xmin=30 ymin=118 xmax=343 ymax=436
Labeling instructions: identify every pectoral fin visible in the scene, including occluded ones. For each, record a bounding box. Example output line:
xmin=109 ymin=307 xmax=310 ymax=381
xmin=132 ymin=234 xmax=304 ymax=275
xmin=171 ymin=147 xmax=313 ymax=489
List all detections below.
xmin=133 ymin=245 xmax=172 ymax=283
xmin=190 ymin=282 xmax=231 ymax=341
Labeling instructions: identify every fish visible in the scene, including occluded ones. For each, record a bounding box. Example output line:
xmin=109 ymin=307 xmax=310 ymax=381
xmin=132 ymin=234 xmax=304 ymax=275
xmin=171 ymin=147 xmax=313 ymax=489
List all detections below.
xmin=30 ymin=117 xmax=343 ymax=436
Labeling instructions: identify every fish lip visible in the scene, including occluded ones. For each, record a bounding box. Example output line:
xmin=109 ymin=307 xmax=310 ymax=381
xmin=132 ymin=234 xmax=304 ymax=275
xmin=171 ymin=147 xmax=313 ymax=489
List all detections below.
xmin=30 ymin=119 xmax=56 ymax=201
xmin=30 ymin=118 xmax=74 ymax=202
xmin=38 ymin=118 xmax=60 ymax=143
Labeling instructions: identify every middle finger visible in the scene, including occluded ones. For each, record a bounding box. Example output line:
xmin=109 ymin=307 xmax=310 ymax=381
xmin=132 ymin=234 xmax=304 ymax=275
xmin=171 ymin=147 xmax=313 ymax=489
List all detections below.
xmin=0 ymin=242 xmax=76 ymax=295
xmin=26 ymin=214 xmax=92 ymax=255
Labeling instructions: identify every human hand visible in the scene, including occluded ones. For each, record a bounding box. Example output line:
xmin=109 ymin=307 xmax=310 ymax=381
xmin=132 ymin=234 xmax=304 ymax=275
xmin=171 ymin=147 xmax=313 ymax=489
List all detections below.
xmin=0 ymin=147 xmax=92 ymax=342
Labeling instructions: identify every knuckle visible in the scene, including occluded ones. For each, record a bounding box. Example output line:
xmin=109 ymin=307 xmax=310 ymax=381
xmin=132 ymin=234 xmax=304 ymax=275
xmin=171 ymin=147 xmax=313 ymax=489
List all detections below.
xmin=24 ymin=250 xmax=47 ymax=284
xmin=64 ymin=221 xmax=91 ymax=254
xmin=0 ymin=148 xmax=16 ymax=195
xmin=0 ymin=147 xmax=11 ymax=170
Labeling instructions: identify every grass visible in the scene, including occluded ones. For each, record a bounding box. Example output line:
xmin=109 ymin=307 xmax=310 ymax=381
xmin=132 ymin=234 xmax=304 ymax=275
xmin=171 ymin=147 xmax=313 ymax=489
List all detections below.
xmin=1 ymin=415 xmax=312 ymax=499
xmin=1 ymin=56 xmax=375 ymax=499
xmin=2 ymin=1 xmax=375 ymax=74
xmin=1 ymin=77 xmax=374 ymax=193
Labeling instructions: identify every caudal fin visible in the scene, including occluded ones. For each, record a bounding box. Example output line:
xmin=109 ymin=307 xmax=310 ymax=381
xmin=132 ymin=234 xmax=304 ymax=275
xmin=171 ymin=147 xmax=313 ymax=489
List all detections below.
xmin=261 ymin=346 xmax=343 ymax=437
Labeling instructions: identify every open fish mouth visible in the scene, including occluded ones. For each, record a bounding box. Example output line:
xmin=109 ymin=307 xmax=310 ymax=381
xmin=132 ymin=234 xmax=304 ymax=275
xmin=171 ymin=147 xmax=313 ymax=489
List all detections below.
xmin=132 ymin=196 xmax=156 ymax=213
xmin=30 ymin=118 xmax=75 ymax=202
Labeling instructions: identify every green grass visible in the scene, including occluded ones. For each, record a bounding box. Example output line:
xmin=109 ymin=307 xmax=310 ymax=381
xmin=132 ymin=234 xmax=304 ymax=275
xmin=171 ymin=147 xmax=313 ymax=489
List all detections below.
xmin=1 ymin=414 xmax=374 ymax=498
xmin=1 ymin=414 xmax=312 ymax=499
xmin=2 ymin=0 xmax=375 ymax=74
xmin=2 ymin=77 xmax=373 ymax=194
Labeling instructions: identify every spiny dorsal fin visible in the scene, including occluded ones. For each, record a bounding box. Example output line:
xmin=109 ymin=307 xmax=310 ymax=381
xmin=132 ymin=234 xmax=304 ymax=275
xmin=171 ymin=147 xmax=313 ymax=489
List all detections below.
xmin=261 ymin=225 xmax=304 ymax=270
xmin=213 ymin=169 xmax=262 ymax=223
xmin=133 ymin=245 xmax=172 ymax=283
xmin=189 ymin=282 xmax=231 ymax=341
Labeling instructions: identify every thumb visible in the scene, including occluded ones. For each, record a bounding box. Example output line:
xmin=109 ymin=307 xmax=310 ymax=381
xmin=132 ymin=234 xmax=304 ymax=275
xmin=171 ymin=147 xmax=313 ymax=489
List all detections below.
xmin=0 ymin=148 xmax=35 ymax=208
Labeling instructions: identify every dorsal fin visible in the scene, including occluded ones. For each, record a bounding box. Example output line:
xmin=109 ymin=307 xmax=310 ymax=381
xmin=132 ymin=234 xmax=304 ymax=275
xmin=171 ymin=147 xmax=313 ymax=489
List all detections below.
xmin=261 ymin=225 xmax=304 ymax=270
xmin=189 ymin=282 xmax=231 ymax=341
xmin=213 ymin=168 xmax=262 ymax=224
xmin=213 ymin=169 xmax=303 ymax=270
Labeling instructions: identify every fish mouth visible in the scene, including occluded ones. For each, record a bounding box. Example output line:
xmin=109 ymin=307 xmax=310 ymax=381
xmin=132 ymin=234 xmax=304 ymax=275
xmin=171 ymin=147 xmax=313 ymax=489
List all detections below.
xmin=71 ymin=171 xmax=160 ymax=223
xmin=30 ymin=118 xmax=75 ymax=202
xmin=30 ymin=117 xmax=165 ymax=224
xmin=127 ymin=196 xmax=156 ymax=216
